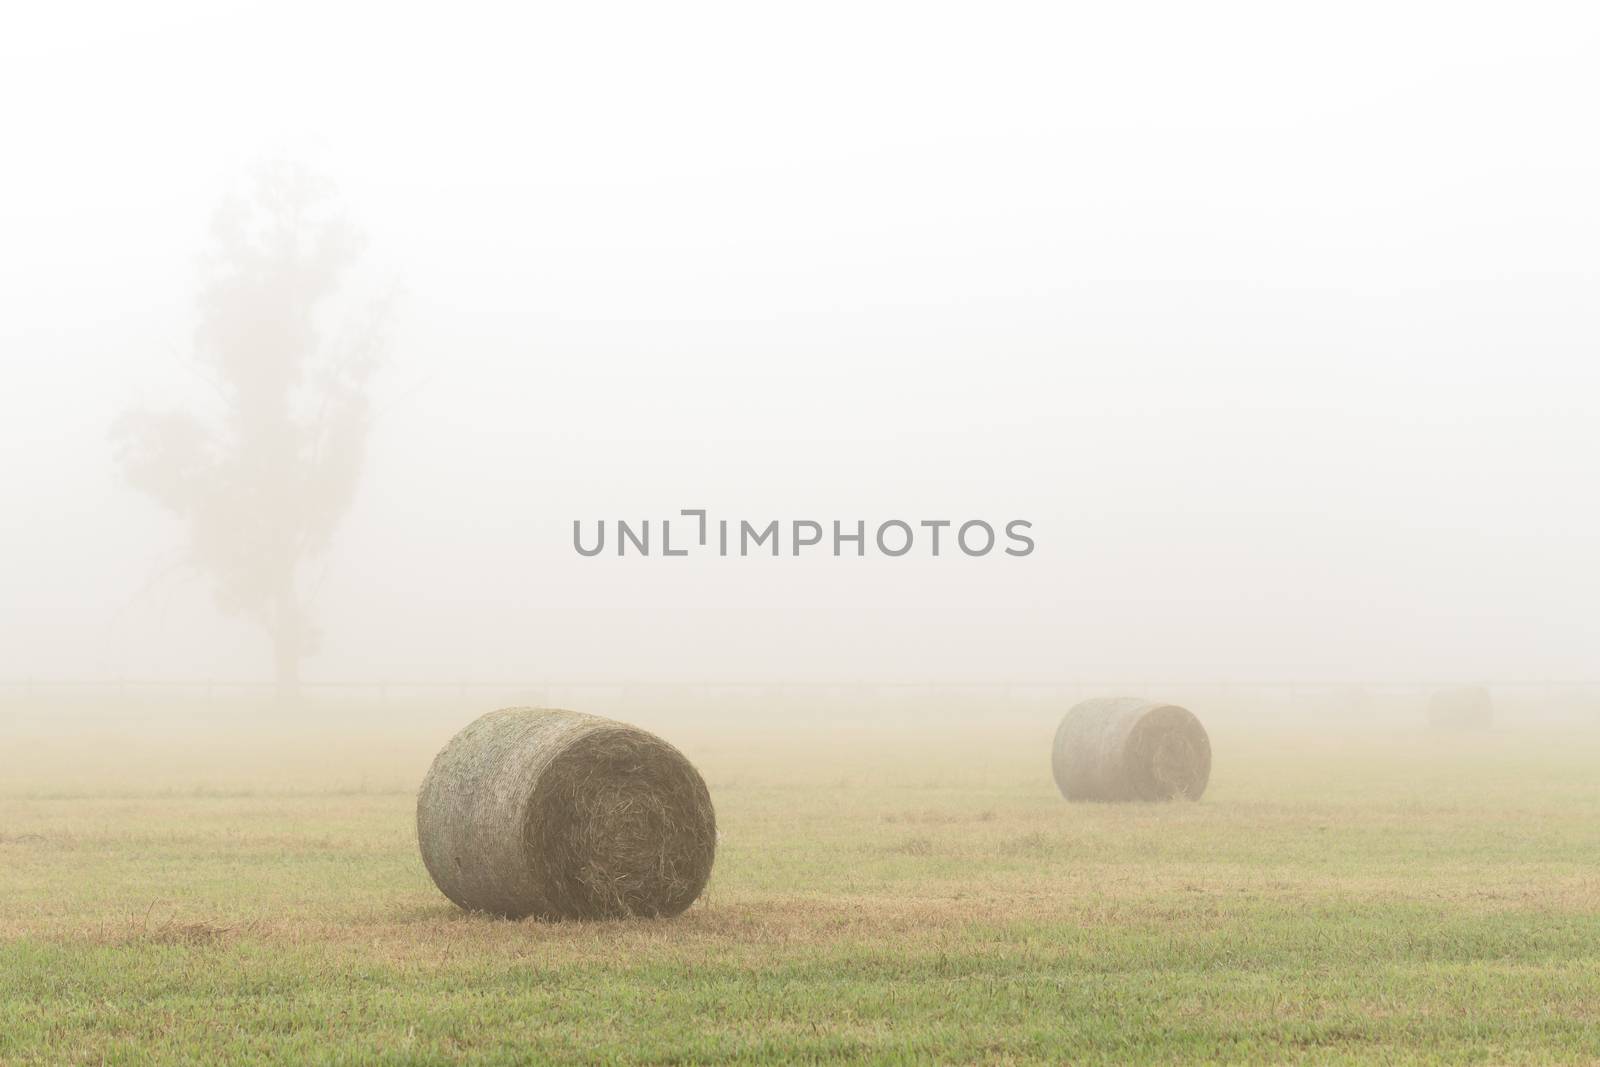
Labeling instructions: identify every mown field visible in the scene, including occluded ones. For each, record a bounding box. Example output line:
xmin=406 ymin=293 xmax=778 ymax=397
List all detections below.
xmin=2 ymin=702 xmax=1599 ymax=1064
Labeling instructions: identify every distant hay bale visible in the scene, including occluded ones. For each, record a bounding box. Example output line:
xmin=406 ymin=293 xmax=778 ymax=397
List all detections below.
xmin=1427 ymin=686 xmax=1493 ymax=731
xmin=1052 ymin=698 xmax=1212 ymax=802
xmin=417 ymin=707 xmax=716 ymax=921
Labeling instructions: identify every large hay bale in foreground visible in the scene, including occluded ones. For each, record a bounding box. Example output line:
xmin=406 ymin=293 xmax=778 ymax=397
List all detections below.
xmin=1427 ymin=686 xmax=1493 ymax=731
xmin=1052 ymin=698 xmax=1212 ymax=802
xmin=417 ymin=707 xmax=716 ymax=920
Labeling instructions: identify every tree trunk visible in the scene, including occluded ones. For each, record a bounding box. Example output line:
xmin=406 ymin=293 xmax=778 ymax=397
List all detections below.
xmin=273 ymin=626 xmax=301 ymax=706
xmin=271 ymin=586 xmax=304 ymax=706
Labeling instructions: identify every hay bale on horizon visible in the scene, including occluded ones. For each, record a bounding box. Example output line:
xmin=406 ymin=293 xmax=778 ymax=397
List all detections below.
xmin=1052 ymin=697 xmax=1212 ymax=802
xmin=1427 ymin=686 xmax=1493 ymax=731
xmin=417 ymin=707 xmax=716 ymax=921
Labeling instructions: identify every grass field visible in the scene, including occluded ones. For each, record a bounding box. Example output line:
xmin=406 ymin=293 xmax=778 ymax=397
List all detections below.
xmin=2 ymin=702 xmax=1599 ymax=1064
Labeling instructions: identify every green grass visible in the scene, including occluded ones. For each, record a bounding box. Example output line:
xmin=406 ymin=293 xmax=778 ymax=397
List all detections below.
xmin=2 ymin=712 xmax=1599 ymax=1064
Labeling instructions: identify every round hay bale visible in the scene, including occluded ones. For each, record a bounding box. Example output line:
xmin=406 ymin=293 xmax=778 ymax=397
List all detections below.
xmin=417 ymin=707 xmax=716 ymax=921
xmin=1427 ymin=686 xmax=1493 ymax=731
xmin=1052 ymin=697 xmax=1211 ymax=802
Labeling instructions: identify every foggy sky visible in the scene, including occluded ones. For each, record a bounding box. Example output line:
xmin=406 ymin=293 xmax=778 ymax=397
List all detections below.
xmin=3 ymin=1 xmax=1598 ymax=685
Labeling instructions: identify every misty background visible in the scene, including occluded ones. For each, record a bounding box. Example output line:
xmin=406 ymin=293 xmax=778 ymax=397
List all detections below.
xmin=3 ymin=1 xmax=1597 ymax=691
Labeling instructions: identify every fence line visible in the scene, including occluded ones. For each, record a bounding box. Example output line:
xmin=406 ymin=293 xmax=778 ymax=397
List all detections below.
xmin=3 ymin=678 xmax=1596 ymax=694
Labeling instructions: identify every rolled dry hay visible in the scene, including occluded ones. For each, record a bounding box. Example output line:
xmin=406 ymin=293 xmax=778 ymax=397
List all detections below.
xmin=1052 ymin=697 xmax=1212 ymax=802
xmin=417 ymin=707 xmax=716 ymax=921
xmin=1427 ymin=686 xmax=1493 ymax=731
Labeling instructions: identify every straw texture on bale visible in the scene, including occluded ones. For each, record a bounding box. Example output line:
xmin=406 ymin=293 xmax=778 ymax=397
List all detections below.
xmin=1428 ymin=686 xmax=1493 ymax=731
xmin=1052 ymin=697 xmax=1212 ymax=802
xmin=417 ymin=707 xmax=716 ymax=921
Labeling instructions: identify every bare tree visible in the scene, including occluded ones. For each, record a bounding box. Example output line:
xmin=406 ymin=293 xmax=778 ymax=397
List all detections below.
xmin=115 ymin=162 xmax=385 ymax=702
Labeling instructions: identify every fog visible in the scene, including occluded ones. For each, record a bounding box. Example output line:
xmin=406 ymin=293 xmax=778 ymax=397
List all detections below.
xmin=3 ymin=1 xmax=1598 ymax=692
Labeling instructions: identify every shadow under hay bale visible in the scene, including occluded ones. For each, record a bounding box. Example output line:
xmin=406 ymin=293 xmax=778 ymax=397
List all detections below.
xmin=1427 ymin=686 xmax=1493 ymax=732
xmin=1052 ymin=697 xmax=1211 ymax=802
xmin=417 ymin=707 xmax=716 ymax=921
